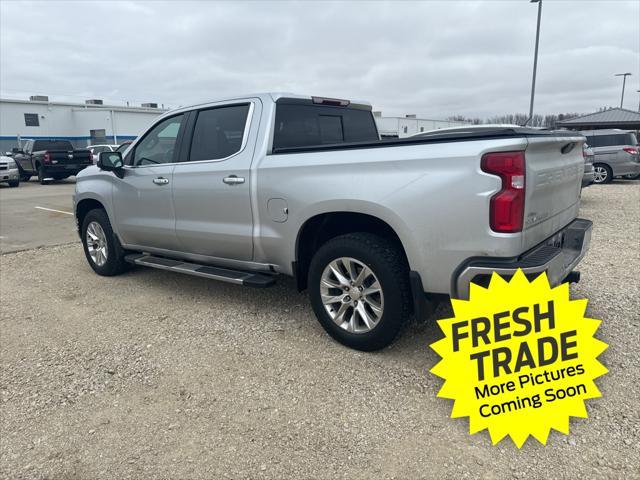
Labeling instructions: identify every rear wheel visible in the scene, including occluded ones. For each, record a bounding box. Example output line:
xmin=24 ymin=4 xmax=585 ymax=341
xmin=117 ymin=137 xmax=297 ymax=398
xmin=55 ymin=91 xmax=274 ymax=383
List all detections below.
xmin=37 ymin=165 xmax=50 ymax=185
xmin=593 ymin=163 xmax=612 ymax=184
xmin=81 ymin=209 xmax=129 ymax=276
xmin=308 ymin=233 xmax=411 ymax=351
xmin=624 ymin=173 xmax=640 ymax=180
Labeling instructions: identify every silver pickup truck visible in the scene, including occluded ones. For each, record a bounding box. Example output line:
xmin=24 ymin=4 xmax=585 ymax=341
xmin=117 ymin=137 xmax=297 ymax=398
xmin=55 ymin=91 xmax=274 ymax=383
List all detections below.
xmin=74 ymin=93 xmax=592 ymax=351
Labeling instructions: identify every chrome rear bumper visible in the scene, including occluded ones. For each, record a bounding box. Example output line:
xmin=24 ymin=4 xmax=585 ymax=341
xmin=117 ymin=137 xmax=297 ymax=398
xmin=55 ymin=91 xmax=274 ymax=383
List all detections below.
xmin=453 ymin=218 xmax=593 ymax=300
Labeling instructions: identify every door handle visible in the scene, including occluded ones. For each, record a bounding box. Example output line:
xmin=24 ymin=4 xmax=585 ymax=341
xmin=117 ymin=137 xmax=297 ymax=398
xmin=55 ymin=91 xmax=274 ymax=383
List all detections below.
xmin=223 ymin=175 xmax=245 ymax=185
xmin=153 ymin=177 xmax=169 ymax=185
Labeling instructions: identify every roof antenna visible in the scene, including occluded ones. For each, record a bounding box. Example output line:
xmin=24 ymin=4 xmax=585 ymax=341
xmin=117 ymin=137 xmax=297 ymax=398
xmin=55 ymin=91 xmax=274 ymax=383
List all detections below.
xmin=524 ymin=0 xmax=543 ymax=127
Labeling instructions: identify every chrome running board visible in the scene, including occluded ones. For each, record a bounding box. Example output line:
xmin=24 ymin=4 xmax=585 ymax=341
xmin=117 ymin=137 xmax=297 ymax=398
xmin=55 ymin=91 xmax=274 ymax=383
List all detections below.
xmin=124 ymin=254 xmax=276 ymax=288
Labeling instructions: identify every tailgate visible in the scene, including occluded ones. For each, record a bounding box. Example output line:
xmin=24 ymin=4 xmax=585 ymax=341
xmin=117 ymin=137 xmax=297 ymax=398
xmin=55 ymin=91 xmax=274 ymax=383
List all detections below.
xmin=522 ymin=135 xmax=584 ymax=250
xmin=48 ymin=150 xmax=92 ymax=165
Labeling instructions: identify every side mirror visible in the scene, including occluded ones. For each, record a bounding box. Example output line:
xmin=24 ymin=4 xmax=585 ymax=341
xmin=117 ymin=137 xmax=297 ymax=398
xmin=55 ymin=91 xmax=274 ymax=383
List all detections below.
xmin=98 ymin=151 xmax=125 ymax=178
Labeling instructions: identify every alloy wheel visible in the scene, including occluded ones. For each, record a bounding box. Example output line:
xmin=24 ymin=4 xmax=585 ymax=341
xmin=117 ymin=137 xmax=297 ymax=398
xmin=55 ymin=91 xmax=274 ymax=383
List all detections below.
xmin=320 ymin=257 xmax=384 ymax=334
xmin=593 ymin=166 xmax=608 ymax=183
xmin=86 ymin=221 xmax=108 ymax=266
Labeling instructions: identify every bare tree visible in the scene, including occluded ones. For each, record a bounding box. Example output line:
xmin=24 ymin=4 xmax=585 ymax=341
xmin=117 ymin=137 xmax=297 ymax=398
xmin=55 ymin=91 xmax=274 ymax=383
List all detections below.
xmin=446 ymin=112 xmax=584 ymax=128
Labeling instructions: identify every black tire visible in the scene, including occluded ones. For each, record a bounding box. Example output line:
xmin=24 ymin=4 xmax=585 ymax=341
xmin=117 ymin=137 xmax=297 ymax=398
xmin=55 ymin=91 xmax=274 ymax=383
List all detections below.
xmin=81 ymin=208 xmax=129 ymax=276
xmin=37 ymin=165 xmax=50 ymax=185
xmin=593 ymin=163 xmax=613 ymax=184
xmin=8 ymin=179 xmax=19 ymax=188
xmin=624 ymin=173 xmax=640 ymax=180
xmin=308 ymin=233 xmax=411 ymax=351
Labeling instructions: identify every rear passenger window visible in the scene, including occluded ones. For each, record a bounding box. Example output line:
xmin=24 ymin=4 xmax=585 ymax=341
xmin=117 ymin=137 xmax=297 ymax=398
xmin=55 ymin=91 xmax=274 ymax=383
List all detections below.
xmin=189 ymin=104 xmax=250 ymax=161
xmin=273 ymin=104 xmax=379 ymax=150
xmin=587 ymin=134 xmax=634 ymax=148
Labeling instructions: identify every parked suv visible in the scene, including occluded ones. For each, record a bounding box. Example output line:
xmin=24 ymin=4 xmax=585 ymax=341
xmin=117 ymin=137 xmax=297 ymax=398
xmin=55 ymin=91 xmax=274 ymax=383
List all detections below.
xmin=0 ymin=155 xmax=20 ymax=187
xmin=582 ymin=144 xmax=595 ymax=187
xmin=74 ymin=93 xmax=591 ymax=351
xmin=581 ymin=129 xmax=640 ymax=183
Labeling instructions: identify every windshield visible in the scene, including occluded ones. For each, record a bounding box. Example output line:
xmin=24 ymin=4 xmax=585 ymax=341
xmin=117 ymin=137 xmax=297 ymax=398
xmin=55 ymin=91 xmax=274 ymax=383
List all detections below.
xmin=116 ymin=142 xmax=131 ymax=153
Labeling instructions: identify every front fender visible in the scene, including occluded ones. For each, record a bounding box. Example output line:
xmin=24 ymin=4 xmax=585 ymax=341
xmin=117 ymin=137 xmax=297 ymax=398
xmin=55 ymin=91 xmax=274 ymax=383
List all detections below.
xmin=74 ymin=170 xmax=116 ymax=233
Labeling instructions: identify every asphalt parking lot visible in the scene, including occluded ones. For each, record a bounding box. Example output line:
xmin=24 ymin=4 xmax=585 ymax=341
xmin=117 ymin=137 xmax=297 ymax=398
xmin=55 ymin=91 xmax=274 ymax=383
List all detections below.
xmin=0 ymin=179 xmax=77 ymax=253
xmin=1 ymin=180 xmax=639 ymax=479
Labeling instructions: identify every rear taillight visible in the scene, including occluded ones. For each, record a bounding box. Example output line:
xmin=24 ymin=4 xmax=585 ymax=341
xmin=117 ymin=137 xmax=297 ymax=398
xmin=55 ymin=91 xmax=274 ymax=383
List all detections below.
xmin=622 ymin=147 xmax=638 ymax=155
xmin=481 ymin=151 xmax=526 ymax=233
xmin=43 ymin=152 xmax=51 ymax=164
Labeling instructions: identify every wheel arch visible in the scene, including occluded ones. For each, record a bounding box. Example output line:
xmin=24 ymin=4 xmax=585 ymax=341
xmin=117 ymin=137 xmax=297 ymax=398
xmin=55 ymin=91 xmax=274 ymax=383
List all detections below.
xmin=294 ymin=211 xmax=412 ymax=292
xmin=75 ymin=198 xmax=107 ymax=236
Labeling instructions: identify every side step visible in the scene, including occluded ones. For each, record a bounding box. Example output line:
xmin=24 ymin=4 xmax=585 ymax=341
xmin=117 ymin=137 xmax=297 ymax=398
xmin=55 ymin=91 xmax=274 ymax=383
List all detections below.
xmin=124 ymin=254 xmax=276 ymax=288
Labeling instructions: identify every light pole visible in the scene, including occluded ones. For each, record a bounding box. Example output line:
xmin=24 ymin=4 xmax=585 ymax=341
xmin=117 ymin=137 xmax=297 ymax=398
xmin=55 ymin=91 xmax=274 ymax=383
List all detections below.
xmin=526 ymin=0 xmax=542 ymax=126
xmin=636 ymin=89 xmax=640 ymax=112
xmin=614 ymin=72 xmax=631 ymax=108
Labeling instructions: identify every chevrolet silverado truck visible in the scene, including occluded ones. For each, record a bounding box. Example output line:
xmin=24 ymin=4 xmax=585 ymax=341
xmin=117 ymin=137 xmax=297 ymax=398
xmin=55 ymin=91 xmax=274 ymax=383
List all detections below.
xmin=73 ymin=93 xmax=592 ymax=351
xmin=13 ymin=139 xmax=92 ymax=184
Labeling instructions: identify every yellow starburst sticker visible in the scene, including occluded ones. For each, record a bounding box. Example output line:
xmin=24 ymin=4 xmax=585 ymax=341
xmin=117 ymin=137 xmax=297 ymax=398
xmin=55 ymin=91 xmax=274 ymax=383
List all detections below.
xmin=430 ymin=270 xmax=608 ymax=448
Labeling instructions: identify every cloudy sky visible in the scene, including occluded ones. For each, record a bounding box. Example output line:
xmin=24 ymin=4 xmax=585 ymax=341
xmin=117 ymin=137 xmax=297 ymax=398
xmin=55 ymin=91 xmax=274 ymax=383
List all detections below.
xmin=1 ymin=0 xmax=638 ymax=119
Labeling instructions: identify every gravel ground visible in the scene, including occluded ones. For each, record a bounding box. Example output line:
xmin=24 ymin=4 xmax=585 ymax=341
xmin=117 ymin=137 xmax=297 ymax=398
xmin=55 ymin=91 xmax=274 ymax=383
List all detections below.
xmin=1 ymin=180 xmax=638 ymax=479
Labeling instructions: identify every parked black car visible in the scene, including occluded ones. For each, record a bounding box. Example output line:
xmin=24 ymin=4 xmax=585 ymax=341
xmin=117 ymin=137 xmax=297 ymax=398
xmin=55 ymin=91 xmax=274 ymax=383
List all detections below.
xmin=13 ymin=139 xmax=93 ymax=185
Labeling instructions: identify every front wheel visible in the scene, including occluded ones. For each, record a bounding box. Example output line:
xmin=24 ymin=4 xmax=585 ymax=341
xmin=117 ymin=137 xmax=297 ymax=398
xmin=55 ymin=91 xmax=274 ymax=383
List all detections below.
xmin=81 ymin=209 xmax=129 ymax=276
xmin=308 ymin=233 xmax=411 ymax=351
xmin=8 ymin=179 xmax=19 ymax=188
xmin=593 ymin=163 xmax=613 ymax=184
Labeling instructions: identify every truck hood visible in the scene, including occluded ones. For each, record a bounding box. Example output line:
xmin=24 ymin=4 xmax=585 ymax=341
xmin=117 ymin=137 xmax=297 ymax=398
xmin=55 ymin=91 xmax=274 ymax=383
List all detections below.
xmin=76 ymin=165 xmax=101 ymax=178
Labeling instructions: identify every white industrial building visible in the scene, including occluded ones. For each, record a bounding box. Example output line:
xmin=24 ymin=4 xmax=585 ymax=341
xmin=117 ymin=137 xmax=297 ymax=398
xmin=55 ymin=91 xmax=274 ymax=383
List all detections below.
xmin=0 ymin=96 xmax=469 ymax=152
xmin=374 ymin=112 xmax=469 ymax=138
xmin=0 ymin=96 xmax=167 ymax=153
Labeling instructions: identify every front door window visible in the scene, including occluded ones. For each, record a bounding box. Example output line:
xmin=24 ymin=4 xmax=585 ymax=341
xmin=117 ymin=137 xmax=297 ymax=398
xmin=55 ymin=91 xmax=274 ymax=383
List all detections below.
xmin=132 ymin=114 xmax=185 ymax=166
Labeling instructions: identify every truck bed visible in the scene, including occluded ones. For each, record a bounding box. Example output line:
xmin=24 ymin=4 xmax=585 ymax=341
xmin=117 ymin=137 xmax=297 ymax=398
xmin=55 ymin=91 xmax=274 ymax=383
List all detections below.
xmin=261 ymin=126 xmax=585 ymax=294
xmin=271 ymin=126 xmax=579 ymax=154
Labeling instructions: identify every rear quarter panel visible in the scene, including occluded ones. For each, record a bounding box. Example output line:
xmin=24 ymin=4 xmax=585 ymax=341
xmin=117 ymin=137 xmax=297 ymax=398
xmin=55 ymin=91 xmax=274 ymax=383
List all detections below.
xmin=253 ymin=137 xmax=532 ymax=294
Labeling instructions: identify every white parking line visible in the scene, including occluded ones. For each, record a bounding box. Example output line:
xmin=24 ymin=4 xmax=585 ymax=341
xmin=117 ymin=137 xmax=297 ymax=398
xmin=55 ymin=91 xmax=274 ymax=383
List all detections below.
xmin=34 ymin=206 xmax=73 ymax=215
